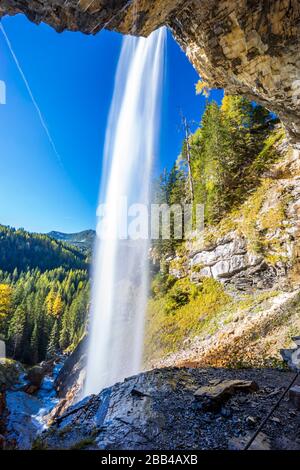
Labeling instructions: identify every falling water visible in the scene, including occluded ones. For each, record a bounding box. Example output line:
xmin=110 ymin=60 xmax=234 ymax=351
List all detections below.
xmin=84 ymin=28 xmax=166 ymax=396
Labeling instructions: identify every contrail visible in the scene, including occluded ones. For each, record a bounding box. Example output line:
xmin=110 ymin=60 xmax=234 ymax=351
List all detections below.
xmin=0 ymin=22 xmax=63 ymax=167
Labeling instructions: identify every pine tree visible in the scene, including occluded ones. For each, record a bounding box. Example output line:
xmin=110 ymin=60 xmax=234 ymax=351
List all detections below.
xmin=59 ymin=306 xmax=71 ymax=350
xmin=188 ymin=95 xmax=273 ymax=224
xmin=7 ymin=305 xmax=27 ymax=359
xmin=30 ymin=321 xmax=40 ymax=364
xmin=47 ymin=320 xmax=59 ymax=358
xmin=45 ymin=289 xmax=56 ymax=315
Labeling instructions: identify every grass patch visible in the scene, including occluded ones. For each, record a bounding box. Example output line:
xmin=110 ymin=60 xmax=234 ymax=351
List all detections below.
xmin=145 ymin=279 xmax=280 ymax=365
xmin=70 ymin=437 xmax=96 ymax=450
xmin=32 ymin=437 xmax=48 ymax=450
xmin=145 ymin=277 xmax=230 ymax=362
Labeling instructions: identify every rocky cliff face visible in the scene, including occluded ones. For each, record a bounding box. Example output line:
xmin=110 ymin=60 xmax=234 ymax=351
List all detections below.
xmin=1 ymin=1 xmax=300 ymax=144
xmin=167 ymin=142 xmax=300 ymax=292
xmin=148 ymin=139 xmax=300 ymax=371
xmin=170 ymin=0 xmax=300 ymax=145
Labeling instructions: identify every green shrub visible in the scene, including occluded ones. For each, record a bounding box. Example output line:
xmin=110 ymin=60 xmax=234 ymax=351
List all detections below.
xmin=165 ymin=278 xmax=199 ymax=313
xmin=151 ymin=272 xmax=177 ymax=298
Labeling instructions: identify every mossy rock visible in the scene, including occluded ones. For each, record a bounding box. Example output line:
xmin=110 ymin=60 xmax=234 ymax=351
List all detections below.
xmin=0 ymin=358 xmax=25 ymax=389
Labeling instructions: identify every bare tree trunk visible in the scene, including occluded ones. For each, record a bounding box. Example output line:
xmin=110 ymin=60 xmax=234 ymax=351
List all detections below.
xmin=183 ymin=117 xmax=194 ymax=205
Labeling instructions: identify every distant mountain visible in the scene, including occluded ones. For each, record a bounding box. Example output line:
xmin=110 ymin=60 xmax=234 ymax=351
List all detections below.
xmin=0 ymin=224 xmax=88 ymax=273
xmin=48 ymin=230 xmax=96 ymax=252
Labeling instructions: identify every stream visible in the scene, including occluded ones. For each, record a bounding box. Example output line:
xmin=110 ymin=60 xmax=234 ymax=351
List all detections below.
xmin=5 ymin=360 xmax=64 ymax=449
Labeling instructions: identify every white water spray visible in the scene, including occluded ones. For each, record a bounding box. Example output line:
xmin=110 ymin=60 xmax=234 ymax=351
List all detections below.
xmin=84 ymin=28 xmax=166 ymax=396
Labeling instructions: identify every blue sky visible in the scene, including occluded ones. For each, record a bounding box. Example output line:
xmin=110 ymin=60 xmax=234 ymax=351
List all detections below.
xmin=0 ymin=14 xmax=223 ymax=233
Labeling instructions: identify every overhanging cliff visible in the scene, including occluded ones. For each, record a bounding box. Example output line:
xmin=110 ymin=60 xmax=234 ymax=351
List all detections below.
xmin=1 ymin=1 xmax=300 ymax=144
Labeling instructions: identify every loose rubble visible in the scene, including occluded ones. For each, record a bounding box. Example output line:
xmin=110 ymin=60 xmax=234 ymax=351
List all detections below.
xmin=37 ymin=367 xmax=300 ymax=450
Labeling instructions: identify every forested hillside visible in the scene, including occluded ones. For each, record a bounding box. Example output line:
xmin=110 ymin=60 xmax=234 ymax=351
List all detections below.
xmin=0 ymin=225 xmax=90 ymax=364
xmin=48 ymin=229 xmax=95 ymax=254
xmin=152 ymin=95 xmax=281 ymax=257
xmin=146 ymin=94 xmax=297 ymax=368
xmin=0 ymin=225 xmax=88 ymax=272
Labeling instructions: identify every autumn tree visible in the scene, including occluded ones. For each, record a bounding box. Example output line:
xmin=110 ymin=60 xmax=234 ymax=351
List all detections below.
xmin=52 ymin=293 xmax=64 ymax=317
xmin=0 ymin=284 xmax=13 ymax=334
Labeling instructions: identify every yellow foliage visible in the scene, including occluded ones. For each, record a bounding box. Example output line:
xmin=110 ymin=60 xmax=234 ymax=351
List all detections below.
xmin=52 ymin=294 xmax=64 ymax=317
xmin=260 ymin=202 xmax=285 ymax=232
xmin=236 ymin=178 xmax=272 ymax=252
xmin=220 ymin=95 xmax=232 ymax=113
xmin=181 ymin=291 xmax=298 ymax=369
xmin=46 ymin=290 xmax=63 ymax=317
xmin=195 ymin=79 xmax=210 ymax=98
xmin=0 ymin=284 xmax=13 ymax=319
xmin=220 ymin=95 xmax=250 ymax=125
xmin=145 ymin=277 xmax=230 ymax=362
xmin=146 ymin=285 xmax=287 ymax=368
xmin=45 ymin=289 xmax=56 ymax=315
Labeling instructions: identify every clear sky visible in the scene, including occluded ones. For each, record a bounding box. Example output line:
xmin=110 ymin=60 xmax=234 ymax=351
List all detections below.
xmin=0 ymin=14 xmax=223 ymax=234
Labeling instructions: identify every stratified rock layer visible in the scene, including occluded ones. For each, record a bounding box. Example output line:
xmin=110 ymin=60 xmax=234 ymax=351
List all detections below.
xmin=1 ymin=1 xmax=300 ymax=144
xmin=170 ymin=0 xmax=300 ymax=144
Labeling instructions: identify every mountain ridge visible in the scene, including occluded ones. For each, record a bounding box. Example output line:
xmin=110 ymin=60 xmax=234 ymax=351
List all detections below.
xmin=47 ymin=229 xmax=96 ymax=252
xmin=0 ymin=224 xmax=88 ymax=273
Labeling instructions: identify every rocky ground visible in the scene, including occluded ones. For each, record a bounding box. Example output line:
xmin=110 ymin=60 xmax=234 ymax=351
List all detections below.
xmin=0 ymin=358 xmax=63 ymax=449
xmin=150 ymin=289 xmax=300 ymax=370
xmin=35 ymin=367 xmax=300 ymax=451
xmin=1 ymin=356 xmax=300 ymax=450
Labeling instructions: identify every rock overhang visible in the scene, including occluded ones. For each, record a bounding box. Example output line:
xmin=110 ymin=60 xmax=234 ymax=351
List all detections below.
xmin=1 ymin=0 xmax=300 ymax=145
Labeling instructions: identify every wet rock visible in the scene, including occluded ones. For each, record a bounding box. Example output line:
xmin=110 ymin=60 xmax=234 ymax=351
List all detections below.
xmin=249 ymin=433 xmax=272 ymax=451
xmin=0 ymin=388 xmax=8 ymax=448
xmin=270 ymin=417 xmax=281 ymax=424
xmin=23 ymin=384 xmax=39 ymax=395
xmin=228 ymin=432 xmax=271 ymax=450
xmin=0 ymin=359 xmax=25 ymax=389
xmin=246 ymin=416 xmax=257 ymax=427
xmin=37 ymin=369 xmax=281 ymax=450
xmin=5 ymin=391 xmax=44 ymax=449
xmin=0 ymin=433 xmax=5 ymax=450
xmin=55 ymin=336 xmax=87 ymax=399
xmin=267 ymin=389 xmax=281 ymax=398
xmin=0 ymin=359 xmax=27 ymax=449
xmin=46 ymin=340 xmax=87 ymax=421
xmin=130 ymin=387 xmax=151 ymax=398
xmin=237 ymin=396 xmax=249 ymax=404
xmin=274 ymin=436 xmax=300 ymax=450
xmin=25 ymin=365 xmax=45 ymax=389
xmin=289 ymin=385 xmax=300 ymax=410
xmin=220 ymin=407 xmax=232 ymax=418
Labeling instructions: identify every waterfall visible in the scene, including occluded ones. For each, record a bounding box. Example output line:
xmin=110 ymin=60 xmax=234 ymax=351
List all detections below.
xmin=84 ymin=27 xmax=166 ymax=396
